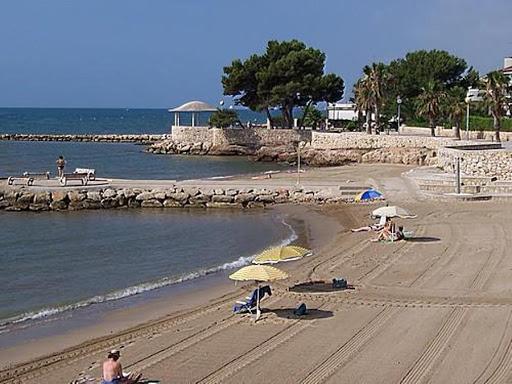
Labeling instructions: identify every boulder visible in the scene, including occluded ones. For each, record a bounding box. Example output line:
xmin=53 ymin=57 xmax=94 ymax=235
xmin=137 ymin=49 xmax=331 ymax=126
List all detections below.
xmin=255 ymin=194 xmax=275 ymax=204
xmin=163 ymin=199 xmax=183 ymax=208
xmin=212 ymin=194 xmax=234 ymax=203
xmin=135 ymin=191 xmax=153 ymax=201
xmin=68 ymin=191 xmax=86 ymax=202
xmin=206 ymin=202 xmax=241 ymax=208
xmin=14 ymin=193 xmax=34 ymax=210
xmin=102 ymin=189 xmax=117 ymax=199
xmin=234 ymin=193 xmax=256 ymax=204
xmin=141 ymin=199 xmax=163 ymax=208
xmin=86 ymin=191 xmax=102 ymax=201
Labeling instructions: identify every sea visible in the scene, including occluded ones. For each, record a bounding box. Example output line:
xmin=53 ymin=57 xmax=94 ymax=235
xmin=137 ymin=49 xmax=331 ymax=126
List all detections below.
xmin=0 ymin=108 xmax=296 ymax=340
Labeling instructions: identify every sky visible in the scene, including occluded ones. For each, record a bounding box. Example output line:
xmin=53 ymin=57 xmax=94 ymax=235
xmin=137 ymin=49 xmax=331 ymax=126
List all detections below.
xmin=0 ymin=0 xmax=510 ymax=108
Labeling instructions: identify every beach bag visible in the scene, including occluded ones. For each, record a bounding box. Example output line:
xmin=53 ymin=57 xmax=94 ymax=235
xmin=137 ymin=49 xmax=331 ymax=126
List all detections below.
xmin=294 ymin=302 xmax=307 ymax=316
xmin=332 ymin=278 xmax=347 ymax=289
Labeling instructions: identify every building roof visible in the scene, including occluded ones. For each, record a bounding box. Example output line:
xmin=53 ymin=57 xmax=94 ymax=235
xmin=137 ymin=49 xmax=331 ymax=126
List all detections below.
xmin=168 ymin=100 xmax=217 ymax=112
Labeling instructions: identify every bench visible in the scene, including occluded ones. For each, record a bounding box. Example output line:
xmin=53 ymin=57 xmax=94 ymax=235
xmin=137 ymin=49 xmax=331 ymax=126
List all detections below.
xmin=7 ymin=171 xmax=51 ymax=186
xmin=59 ymin=173 xmax=89 ymax=186
xmin=74 ymin=168 xmax=95 ymax=181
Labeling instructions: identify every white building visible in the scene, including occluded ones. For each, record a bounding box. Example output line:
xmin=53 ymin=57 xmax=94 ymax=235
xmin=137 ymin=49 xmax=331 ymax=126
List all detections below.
xmin=327 ymin=102 xmax=358 ymax=121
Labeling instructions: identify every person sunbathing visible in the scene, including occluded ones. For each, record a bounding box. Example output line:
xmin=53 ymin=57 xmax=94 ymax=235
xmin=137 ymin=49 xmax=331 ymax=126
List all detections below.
xmin=351 ymin=216 xmax=388 ymax=232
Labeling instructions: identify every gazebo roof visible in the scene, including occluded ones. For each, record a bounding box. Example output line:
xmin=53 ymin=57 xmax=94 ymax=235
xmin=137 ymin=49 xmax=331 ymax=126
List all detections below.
xmin=168 ymin=100 xmax=217 ymax=112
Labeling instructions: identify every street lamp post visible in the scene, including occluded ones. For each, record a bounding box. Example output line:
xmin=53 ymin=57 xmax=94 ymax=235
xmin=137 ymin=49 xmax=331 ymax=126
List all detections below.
xmin=396 ymin=96 xmax=402 ymax=135
xmin=297 ymin=141 xmax=302 ymax=185
xmin=466 ymin=101 xmax=470 ymax=140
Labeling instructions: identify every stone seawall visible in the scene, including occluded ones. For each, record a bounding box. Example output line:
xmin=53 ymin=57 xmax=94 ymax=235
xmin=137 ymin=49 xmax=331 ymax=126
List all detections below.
xmin=310 ymin=131 xmax=465 ymax=150
xmin=399 ymin=125 xmax=512 ymax=141
xmin=0 ymin=134 xmax=170 ymax=143
xmin=0 ymin=185 xmax=352 ymax=212
xmin=438 ymin=146 xmax=512 ymax=181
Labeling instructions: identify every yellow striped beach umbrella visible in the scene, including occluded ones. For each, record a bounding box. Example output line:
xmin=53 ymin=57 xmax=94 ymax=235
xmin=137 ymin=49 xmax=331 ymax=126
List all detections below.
xmin=252 ymin=245 xmax=311 ymax=265
xmin=229 ymin=265 xmax=289 ymax=282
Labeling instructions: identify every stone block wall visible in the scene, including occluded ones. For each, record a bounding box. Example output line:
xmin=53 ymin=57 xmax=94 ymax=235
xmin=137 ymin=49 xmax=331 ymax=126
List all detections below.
xmin=310 ymin=131 xmax=463 ymax=151
xmin=170 ymin=126 xmax=311 ymax=148
xmin=399 ymin=125 xmax=512 ymax=142
xmin=438 ymin=147 xmax=512 ymax=181
xmin=170 ymin=126 xmax=215 ymax=144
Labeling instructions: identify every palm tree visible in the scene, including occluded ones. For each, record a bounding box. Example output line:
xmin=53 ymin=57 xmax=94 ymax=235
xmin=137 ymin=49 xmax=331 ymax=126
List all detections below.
xmin=363 ymin=63 xmax=388 ymax=134
xmin=481 ymin=70 xmax=510 ymax=142
xmin=416 ymin=81 xmax=447 ymax=137
xmin=353 ymin=79 xmax=373 ymax=134
xmin=447 ymin=98 xmax=465 ymax=140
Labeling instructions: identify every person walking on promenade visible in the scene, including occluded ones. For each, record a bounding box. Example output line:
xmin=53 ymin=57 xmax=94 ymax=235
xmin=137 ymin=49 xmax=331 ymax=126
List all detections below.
xmin=102 ymin=349 xmax=124 ymax=384
xmin=56 ymin=155 xmax=66 ymax=178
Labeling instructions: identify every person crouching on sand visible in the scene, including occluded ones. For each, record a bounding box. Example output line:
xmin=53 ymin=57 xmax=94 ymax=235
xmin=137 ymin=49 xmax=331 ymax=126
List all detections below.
xmin=56 ymin=155 xmax=66 ymax=178
xmin=102 ymin=349 xmax=123 ymax=384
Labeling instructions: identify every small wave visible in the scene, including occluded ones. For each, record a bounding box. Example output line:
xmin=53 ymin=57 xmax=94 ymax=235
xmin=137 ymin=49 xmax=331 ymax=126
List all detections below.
xmin=0 ymin=215 xmax=298 ymax=330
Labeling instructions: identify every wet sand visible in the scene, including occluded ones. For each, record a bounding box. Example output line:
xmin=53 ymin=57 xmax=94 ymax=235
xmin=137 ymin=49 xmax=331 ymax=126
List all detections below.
xmin=3 ymin=164 xmax=512 ymax=383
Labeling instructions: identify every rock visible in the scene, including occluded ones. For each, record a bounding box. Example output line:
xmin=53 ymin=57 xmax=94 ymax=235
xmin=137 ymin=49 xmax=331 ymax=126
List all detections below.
xmin=163 ymin=199 xmax=183 ymax=208
xmin=168 ymin=192 xmax=189 ymax=203
xmin=247 ymin=201 xmax=265 ymax=208
xmin=14 ymin=193 xmax=34 ymax=210
xmin=255 ymin=195 xmax=275 ymax=204
xmin=102 ymin=189 xmax=117 ymax=199
xmin=234 ymin=193 xmax=255 ymax=204
xmin=135 ymin=192 xmax=153 ymax=201
xmin=141 ymin=199 xmax=163 ymax=208
xmin=29 ymin=203 xmax=50 ymax=211
xmin=68 ymin=191 xmax=86 ymax=202
xmin=86 ymin=191 xmax=102 ymax=201
xmin=81 ymin=199 xmax=102 ymax=209
xmin=127 ymin=199 xmax=141 ymax=208
xmin=33 ymin=191 xmax=51 ymax=204
xmin=101 ymin=198 xmax=118 ymax=209
xmin=206 ymin=202 xmax=241 ymax=208
xmin=189 ymin=194 xmax=210 ymax=204
xmin=212 ymin=194 xmax=234 ymax=203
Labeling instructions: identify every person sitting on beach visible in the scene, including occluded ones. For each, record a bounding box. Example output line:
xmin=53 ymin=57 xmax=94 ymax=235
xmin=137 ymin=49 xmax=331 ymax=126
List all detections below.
xmin=102 ymin=349 xmax=124 ymax=384
xmin=56 ymin=155 xmax=66 ymax=178
xmin=351 ymin=216 xmax=388 ymax=232
xmin=371 ymin=219 xmax=393 ymax=242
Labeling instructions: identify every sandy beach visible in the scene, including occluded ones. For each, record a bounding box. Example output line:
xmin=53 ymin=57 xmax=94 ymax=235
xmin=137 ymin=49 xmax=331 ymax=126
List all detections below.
xmin=2 ymin=164 xmax=512 ymax=383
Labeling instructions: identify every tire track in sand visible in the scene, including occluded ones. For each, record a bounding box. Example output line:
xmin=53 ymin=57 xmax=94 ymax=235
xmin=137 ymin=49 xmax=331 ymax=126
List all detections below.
xmin=195 ymin=305 xmax=334 ymax=384
xmin=399 ymin=307 xmax=467 ymax=384
xmin=0 ymin=292 xmax=245 ymax=384
xmin=299 ymin=306 xmax=399 ymax=384
xmin=398 ymin=220 xmax=505 ymax=383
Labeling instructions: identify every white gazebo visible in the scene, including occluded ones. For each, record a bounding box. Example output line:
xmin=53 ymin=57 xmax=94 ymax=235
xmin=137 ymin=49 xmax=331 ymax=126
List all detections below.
xmin=168 ymin=100 xmax=217 ymax=127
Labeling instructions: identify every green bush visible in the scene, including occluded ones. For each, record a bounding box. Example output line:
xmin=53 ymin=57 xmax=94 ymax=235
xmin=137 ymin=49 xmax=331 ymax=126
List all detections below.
xmin=465 ymin=116 xmax=512 ymax=132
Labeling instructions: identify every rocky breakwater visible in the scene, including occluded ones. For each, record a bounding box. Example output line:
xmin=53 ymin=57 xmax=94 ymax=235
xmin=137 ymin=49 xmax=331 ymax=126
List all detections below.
xmin=0 ymin=133 xmax=170 ymax=144
xmin=147 ymin=139 xmax=299 ymax=162
xmin=0 ymin=185 xmax=351 ymax=212
xmin=148 ymin=130 xmax=453 ymax=167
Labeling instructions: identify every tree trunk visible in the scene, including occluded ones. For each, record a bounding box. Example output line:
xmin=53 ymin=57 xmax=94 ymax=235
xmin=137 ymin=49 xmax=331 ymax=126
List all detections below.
xmin=453 ymin=121 xmax=461 ymax=140
xmin=299 ymin=100 xmax=313 ymax=129
xmin=365 ymin=109 xmax=371 ymax=134
xmin=430 ymin=116 xmax=436 ymax=137
xmin=288 ymin=104 xmax=294 ymax=129
xmin=374 ymin=105 xmax=380 ymax=135
xmin=494 ymin=113 xmax=501 ymax=142
xmin=265 ymin=108 xmax=274 ymax=129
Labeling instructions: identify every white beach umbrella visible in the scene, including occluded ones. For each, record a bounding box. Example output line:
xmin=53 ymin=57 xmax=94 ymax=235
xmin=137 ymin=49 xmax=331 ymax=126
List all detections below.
xmin=372 ymin=206 xmax=416 ymax=218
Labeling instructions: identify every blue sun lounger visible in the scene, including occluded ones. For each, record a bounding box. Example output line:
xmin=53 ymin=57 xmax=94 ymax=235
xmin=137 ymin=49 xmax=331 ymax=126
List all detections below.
xmin=233 ymin=286 xmax=272 ymax=314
